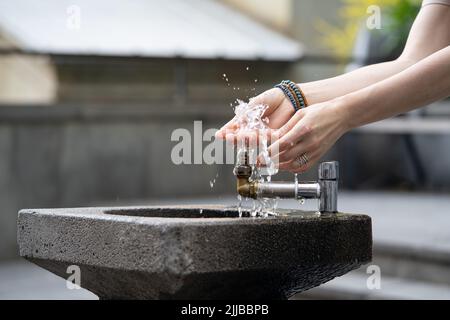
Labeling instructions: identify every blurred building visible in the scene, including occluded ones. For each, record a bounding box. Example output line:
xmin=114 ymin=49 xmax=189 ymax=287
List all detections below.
xmin=0 ymin=0 xmax=303 ymax=105
xmin=0 ymin=0 xmax=306 ymax=260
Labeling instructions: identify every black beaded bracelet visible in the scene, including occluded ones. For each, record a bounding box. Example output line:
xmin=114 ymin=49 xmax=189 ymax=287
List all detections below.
xmin=274 ymin=80 xmax=308 ymax=112
xmin=283 ymin=80 xmax=307 ymax=109
xmin=274 ymin=83 xmax=299 ymax=112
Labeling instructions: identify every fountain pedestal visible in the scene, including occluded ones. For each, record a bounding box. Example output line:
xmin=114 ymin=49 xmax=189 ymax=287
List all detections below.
xmin=18 ymin=206 xmax=372 ymax=299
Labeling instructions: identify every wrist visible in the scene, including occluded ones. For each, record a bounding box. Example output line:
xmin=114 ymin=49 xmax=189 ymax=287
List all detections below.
xmin=328 ymin=95 xmax=354 ymax=134
xmin=297 ymin=82 xmax=314 ymax=106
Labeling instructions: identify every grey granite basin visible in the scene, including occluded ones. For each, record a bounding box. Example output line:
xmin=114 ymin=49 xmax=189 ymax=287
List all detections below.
xmin=17 ymin=205 xmax=372 ymax=299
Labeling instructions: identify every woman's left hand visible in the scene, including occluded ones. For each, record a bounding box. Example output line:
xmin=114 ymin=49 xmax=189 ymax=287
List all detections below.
xmin=266 ymin=99 xmax=349 ymax=173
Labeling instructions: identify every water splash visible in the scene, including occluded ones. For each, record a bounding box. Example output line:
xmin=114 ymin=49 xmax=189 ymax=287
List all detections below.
xmin=209 ymin=172 xmax=219 ymax=189
xmin=222 ymin=73 xmax=230 ymax=86
xmin=237 ymin=194 xmax=243 ymax=218
xmin=233 ymin=99 xmax=279 ymax=217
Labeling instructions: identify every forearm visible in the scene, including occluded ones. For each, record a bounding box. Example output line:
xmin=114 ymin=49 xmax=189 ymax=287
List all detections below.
xmin=300 ymin=58 xmax=416 ymax=105
xmin=301 ymin=4 xmax=450 ymax=105
xmin=339 ymin=46 xmax=450 ymax=129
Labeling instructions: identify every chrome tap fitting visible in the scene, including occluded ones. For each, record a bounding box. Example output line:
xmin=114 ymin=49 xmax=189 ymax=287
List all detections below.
xmin=234 ymin=158 xmax=339 ymax=213
xmin=318 ymin=161 xmax=339 ymax=213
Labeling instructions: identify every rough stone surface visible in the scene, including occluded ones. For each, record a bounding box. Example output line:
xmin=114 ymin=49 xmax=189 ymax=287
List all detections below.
xmin=17 ymin=205 xmax=372 ymax=299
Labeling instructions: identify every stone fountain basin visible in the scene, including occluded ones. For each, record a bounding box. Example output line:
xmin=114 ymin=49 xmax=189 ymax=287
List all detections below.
xmin=17 ymin=205 xmax=372 ymax=300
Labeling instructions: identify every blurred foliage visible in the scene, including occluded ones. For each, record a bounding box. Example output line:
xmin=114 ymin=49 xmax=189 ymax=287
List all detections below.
xmin=316 ymin=0 xmax=421 ymax=60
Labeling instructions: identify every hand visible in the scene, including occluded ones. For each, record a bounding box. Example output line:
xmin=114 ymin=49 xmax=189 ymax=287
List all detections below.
xmin=215 ymin=88 xmax=296 ymax=141
xmin=266 ymin=100 xmax=349 ymax=173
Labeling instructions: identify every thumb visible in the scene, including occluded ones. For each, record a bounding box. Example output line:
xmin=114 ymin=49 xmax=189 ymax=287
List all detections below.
xmin=215 ymin=117 xmax=239 ymax=139
xmin=249 ymin=88 xmax=284 ymax=118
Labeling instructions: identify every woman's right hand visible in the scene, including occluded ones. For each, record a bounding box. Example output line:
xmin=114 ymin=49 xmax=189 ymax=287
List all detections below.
xmin=214 ymin=88 xmax=296 ymax=141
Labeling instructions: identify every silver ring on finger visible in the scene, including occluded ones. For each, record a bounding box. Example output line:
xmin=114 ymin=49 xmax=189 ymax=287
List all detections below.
xmin=296 ymin=153 xmax=309 ymax=167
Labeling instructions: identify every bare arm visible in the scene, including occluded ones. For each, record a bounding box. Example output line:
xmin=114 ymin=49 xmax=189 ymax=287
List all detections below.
xmin=341 ymin=45 xmax=450 ymax=129
xmin=301 ymin=4 xmax=450 ymax=105
xmin=268 ymin=45 xmax=450 ymax=173
xmin=216 ymin=4 xmax=450 ymax=139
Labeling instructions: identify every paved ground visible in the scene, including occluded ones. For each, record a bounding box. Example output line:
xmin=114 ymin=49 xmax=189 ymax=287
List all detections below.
xmin=297 ymin=271 xmax=450 ymax=300
xmin=0 ymin=259 xmax=97 ymax=299
xmin=1 ymin=191 xmax=449 ymax=299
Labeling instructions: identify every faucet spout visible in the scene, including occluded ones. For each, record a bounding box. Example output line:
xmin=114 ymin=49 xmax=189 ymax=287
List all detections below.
xmin=233 ymin=159 xmax=339 ymax=213
xmin=257 ymin=182 xmax=320 ymax=199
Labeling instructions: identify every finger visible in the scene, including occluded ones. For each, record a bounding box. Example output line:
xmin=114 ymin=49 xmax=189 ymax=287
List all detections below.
xmin=249 ymin=88 xmax=284 ymax=118
xmin=288 ymin=152 xmax=320 ymax=173
xmin=216 ymin=117 xmax=239 ymax=139
xmin=259 ymin=128 xmax=281 ymax=145
xmin=278 ymin=161 xmax=293 ymax=171
xmin=277 ymin=149 xmax=315 ymax=171
xmin=239 ymin=131 xmax=259 ymax=149
xmin=276 ymin=108 xmax=307 ymax=138
xmin=267 ymin=121 xmax=312 ymax=159
xmin=225 ymin=133 xmax=237 ymax=144
xmin=277 ymin=159 xmax=294 ymax=171
xmin=277 ymin=140 xmax=309 ymax=163
xmin=227 ymin=128 xmax=271 ymax=148
xmin=290 ymin=157 xmax=318 ymax=173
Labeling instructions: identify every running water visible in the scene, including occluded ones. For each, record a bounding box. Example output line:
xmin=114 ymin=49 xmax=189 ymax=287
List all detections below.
xmin=233 ymin=99 xmax=279 ymax=217
xmin=219 ymin=69 xmax=279 ymax=217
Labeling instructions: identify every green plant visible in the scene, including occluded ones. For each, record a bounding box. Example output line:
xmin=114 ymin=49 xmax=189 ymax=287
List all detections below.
xmin=382 ymin=0 xmax=421 ymax=51
xmin=317 ymin=0 xmax=421 ymax=60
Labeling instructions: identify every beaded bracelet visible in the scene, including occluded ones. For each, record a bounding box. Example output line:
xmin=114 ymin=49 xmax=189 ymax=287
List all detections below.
xmin=282 ymin=80 xmax=308 ymax=109
xmin=274 ymin=83 xmax=299 ymax=112
xmin=282 ymin=81 xmax=304 ymax=110
xmin=274 ymin=80 xmax=308 ymax=112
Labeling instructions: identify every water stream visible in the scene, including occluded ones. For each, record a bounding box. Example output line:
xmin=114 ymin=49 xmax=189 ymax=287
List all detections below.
xmin=218 ymin=69 xmax=304 ymax=218
xmin=232 ymin=99 xmax=282 ymax=217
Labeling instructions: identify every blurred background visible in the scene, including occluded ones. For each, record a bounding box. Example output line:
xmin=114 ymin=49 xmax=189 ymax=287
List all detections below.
xmin=0 ymin=0 xmax=449 ymax=299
